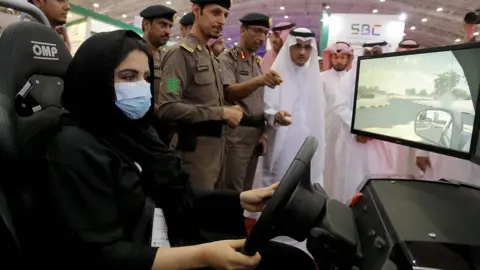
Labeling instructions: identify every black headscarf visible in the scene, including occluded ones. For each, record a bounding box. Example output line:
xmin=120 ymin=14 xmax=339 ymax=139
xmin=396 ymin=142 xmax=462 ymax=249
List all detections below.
xmin=60 ymin=30 xmax=195 ymax=242
xmin=61 ymin=30 xmax=166 ymax=163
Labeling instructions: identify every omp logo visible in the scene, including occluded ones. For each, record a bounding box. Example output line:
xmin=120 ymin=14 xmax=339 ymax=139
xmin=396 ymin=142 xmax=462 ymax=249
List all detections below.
xmin=351 ymin=24 xmax=382 ymax=36
xmin=31 ymin=41 xmax=58 ymax=60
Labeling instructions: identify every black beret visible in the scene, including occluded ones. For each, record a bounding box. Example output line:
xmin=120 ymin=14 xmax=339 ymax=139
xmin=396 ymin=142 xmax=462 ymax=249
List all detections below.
xmin=180 ymin=12 xmax=195 ymax=26
xmin=239 ymin=13 xmax=271 ymax=29
xmin=190 ymin=0 xmax=231 ymax=10
xmin=140 ymin=5 xmax=177 ymax=22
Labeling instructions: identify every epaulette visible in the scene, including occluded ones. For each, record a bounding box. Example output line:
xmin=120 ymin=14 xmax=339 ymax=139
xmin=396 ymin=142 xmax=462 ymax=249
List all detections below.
xmin=256 ymin=56 xmax=262 ymax=65
xmin=229 ymin=47 xmax=238 ymax=61
xmin=180 ymin=43 xmax=194 ymax=53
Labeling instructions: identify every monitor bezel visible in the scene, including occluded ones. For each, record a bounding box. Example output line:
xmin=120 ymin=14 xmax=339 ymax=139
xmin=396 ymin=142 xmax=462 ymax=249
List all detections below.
xmin=351 ymin=41 xmax=480 ymax=161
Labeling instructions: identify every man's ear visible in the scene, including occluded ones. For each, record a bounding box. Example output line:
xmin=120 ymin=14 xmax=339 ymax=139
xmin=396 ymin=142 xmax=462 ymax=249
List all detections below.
xmin=192 ymin=4 xmax=201 ymax=17
xmin=142 ymin=19 xmax=150 ymax=32
xmin=32 ymin=0 xmax=42 ymax=7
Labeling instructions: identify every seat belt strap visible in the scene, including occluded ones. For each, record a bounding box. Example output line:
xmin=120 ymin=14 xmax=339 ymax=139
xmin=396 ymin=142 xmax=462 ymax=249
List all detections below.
xmin=132 ymin=197 xmax=155 ymax=244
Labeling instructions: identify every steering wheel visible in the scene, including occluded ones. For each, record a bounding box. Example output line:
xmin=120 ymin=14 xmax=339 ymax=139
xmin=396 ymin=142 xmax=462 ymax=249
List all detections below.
xmin=241 ymin=136 xmax=321 ymax=256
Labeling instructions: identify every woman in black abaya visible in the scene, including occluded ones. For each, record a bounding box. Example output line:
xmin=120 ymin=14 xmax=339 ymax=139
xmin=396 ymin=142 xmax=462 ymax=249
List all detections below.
xmin=40 ymin=30 xmax=317 ymax=270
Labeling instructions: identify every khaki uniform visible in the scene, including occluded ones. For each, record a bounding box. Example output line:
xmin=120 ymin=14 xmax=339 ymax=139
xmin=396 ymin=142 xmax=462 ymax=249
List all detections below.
xmin=156 ymin=34 xmax=225 ymax=190
xmin=153 ymin=48 xmax=166 ymax=97
xmin=152 ymin=48 xmax=174 ymax=145
xmin=219 ymin=46 xmax=264 ymax=191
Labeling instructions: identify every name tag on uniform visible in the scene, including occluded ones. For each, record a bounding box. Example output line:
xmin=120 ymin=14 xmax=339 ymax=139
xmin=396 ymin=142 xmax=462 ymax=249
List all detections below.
xmin=197 ymin=65 xmax=209 ymax=72
xmin=151 ymin=208 xmax=171 ymax=248
xmin=239 ymin=70 xmax=249 ymax=76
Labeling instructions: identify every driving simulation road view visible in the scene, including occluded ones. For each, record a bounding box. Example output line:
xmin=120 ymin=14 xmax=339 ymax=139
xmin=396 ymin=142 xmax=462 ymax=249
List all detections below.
xmin=353 ymin=49 xmax=476 ymax=152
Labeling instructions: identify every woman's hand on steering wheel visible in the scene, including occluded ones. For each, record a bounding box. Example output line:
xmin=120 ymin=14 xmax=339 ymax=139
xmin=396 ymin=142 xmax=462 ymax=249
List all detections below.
xmin=240 ymin=183 xmax=279 ymax=212
xmin=202 ymin=239 xmax=261 ymax=269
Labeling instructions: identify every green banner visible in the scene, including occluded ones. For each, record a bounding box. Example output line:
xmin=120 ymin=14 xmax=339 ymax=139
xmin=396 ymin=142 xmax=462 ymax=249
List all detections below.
xmin=319 ymin=10 xmax=331 ymax=53
xmin=69 ymin=3 xmax=142 ymax=34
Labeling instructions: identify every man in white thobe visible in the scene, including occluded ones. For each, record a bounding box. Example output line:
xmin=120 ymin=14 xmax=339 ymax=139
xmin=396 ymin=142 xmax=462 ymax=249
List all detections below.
xmin=321 ymin=42 xmax=364 ymax=203
xmin=321 ymin=42 xmax=395 ymax=204
xmin=247 ymin=27 xmax=326 ymax=255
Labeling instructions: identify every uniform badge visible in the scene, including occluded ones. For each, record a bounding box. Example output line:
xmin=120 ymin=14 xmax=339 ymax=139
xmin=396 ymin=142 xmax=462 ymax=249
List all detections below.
xmin=268 ymin=17 xmax=272 ymax=27
xmin=239 ymin=51 xmax=246 ymax=61
xmin=166 ymin=77 xmax=180 ymax=93
xmin=173 ymin=13 xmax=178 ymax=22
xmin=196 ymin=44 xmax=202 ymax=51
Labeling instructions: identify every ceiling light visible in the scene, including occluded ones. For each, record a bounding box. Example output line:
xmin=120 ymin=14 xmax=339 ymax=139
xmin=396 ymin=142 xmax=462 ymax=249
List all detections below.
xmin=166 ymin=1 xmax=171 ymax=4
xmin=227 ymin=37 xmax=231 ymax=41
xmin=280 ymin=6 xmax=285 ymax=10
xmin=92 ymin=3 xmax=99 ymax=8
xmin=436 ymin=7 xmax=443 ymax=12
xmin=372 ymin=9 xmax=378 ymax=13
xmin=122 ymin=14 xmax=127 ymax=18
xmin=399 ymin=13 xmax=407 ymax=21
xmin=380 ymin=0 xmax=385 ymax=2
xmin=325 ymin=5 xmax=330 ymax=9
xmin=455 ymin=38 xmax=461 ymax=42
xmin=474 ymin=32 xmax=479 ymax=36
xmin=421 ymin=18 xmax=427 ymax=22
xmin=176 ymin=36 xmax=179 ymax=39
xmin=234 ymin=42 xmax=238 ymax=45
xmin=410 ymin=26 xmax=415 ymax=30
xmin=284 ymin=15 xmax=289 ymax=19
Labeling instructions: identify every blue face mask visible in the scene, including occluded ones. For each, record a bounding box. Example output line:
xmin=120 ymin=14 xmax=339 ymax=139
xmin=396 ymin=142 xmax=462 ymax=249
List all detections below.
xmin=114 ymin=81 xmax=152 ymax=120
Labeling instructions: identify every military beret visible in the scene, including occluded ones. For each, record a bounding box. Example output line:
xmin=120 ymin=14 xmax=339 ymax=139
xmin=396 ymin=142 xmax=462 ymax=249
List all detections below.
xmin=190 ymin=0 xmax=231 ymax=10
xmin=180 ymin=12 xmax=195 ymax=26
xmin=239 ymin=13 xmax=271 ymax=29
xmin=140 ymin=5 xmax=177 ymax=22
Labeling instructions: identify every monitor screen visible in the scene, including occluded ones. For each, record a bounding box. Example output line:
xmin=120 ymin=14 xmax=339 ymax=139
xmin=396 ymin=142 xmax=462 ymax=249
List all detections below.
xmin=352 ymin=44 xmax=480 ymax=157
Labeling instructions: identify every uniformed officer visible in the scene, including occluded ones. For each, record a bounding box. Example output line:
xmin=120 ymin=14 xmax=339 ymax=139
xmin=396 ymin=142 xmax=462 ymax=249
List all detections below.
xmin=180 ymin=12 xmax=194 ymax=38
xmin=156 ymin=0 xmax=281 ymax=190
xmin=219 ymin=13 xmax=282 ymax=191
xmin=140 ymin=5 xmax=176 ymax=95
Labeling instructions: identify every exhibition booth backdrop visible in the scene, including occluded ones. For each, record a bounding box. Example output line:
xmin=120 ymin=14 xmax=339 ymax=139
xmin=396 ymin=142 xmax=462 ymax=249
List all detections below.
xmin=321 ymin=12 xmax=405 ymax=58
xmin=66 ymin=4 xmax=145 ymax=55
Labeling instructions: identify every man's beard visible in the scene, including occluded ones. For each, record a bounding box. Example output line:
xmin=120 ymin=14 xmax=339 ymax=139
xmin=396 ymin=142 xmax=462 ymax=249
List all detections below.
xmin=333 ymin=64 xmax=346 ymax=72
xmin=209 ymin=32 xmax=221 ymax=39
xmin=154 ymin=34 xmax=169 ymax=47
xmin=51 ymin=18 xmax=66 ymax=27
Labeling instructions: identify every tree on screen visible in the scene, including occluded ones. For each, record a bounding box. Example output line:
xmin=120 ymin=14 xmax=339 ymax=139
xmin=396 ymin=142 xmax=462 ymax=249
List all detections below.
xmin=405 ymin=88 xmax=417 ymax=96
xmin=451 ymin=88 xmax=470 ymax=100
xmin=433 ymin=71 xmax=460 ymax=97
xmin=418 ymin=89 xmax=428 ymax=97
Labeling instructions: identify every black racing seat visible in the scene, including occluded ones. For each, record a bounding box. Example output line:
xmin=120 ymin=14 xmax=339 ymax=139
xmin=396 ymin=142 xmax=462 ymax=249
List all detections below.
xmin=0 ymin=21 xmax=71 ymax=266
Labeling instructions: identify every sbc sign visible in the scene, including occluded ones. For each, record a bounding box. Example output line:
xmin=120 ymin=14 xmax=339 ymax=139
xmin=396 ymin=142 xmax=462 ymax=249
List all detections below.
xmin=351 ymin=24 xmax=381 ymax=36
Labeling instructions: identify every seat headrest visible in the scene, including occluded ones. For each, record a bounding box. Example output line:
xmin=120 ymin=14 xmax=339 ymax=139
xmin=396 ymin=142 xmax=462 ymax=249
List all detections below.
xmin=0 ymin=22 xmax=71 ymax=162
xmin=0 ymin=21 xmax=71 ymax=99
